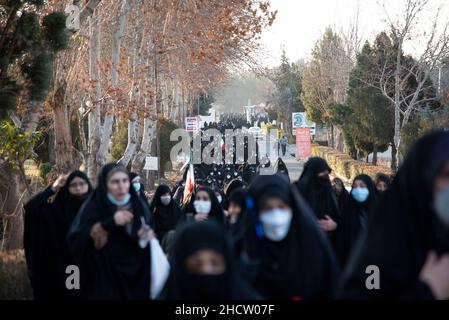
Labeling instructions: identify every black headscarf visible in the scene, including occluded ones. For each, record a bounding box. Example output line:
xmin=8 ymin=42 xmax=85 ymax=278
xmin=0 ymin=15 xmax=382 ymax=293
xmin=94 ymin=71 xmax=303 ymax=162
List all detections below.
xmin=338 ymin=131 xmax=449 ymax=299
xmin=374 ymin=172 xmax=391 ymax=192
xmin=276 ymin=158 xmax=290 ymax=182
xmin=295 ymin=157 xmax=340 ymax=222
xmin=159 ymin=221 xmax=260 ymax=300
xmin=129 ymin=172 xmax=150 ymax=205
xmin=224 ymin=179 xmax=248 ymax=200
xmin=149 ymin=184 xmax=181 ymax=241
xmin=24 ymin=171 xmax=92 ymax=300
xmin=227 ymin=187 xmax=248 ymax=257
xmin=336 ymin=174 xmax=378 ymax=268
xmin=67 ymin=163 xmax=151 ymax=300
xmin=242 ymin=174 xmax=339 ymax=300
xmin=333 ymin=177 xmax=351 ymax=213
xmin=214 ymin=188 xmax=228 ymax=210
xmin=181 ymin=186 xmax=225 ymax=225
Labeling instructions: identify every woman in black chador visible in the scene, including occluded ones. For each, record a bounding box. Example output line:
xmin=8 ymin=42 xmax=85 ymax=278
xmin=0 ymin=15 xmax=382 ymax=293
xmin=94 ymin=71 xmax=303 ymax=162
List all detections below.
xmin=67 ymin=164 xmax=152 ymax=300
xmin=295 ymin=157 xmax=340 ymax=240
xmin=338 ymin=131 xmax=449 ymax=300
xmin=149 ymin=184 xmax=181 ymax=242
xmin=181 ymin=186 xmax=225 ymax=225
xmin=24 ymin=171 xmax=92 ymax=300
xmin=336 ymin=175 xmax=378 ymax=268
xmin=242 ymin=174 xmax=339 ymax=300
xmin=159 ymin=221 xmax=260 ymax=300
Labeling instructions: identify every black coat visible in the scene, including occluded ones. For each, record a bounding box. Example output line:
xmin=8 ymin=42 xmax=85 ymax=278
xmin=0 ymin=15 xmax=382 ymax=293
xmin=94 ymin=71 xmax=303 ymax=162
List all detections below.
xmin=242 ymin=174 xmax=339 ymax=300
xmin=67 ymin=164 xmax=152 ymax=300
xmin=336 ymin=175 xmax=378 ymax=268
xmin=159 ymin=221 xmax=261 ymax=300
xmin=149 ymin=185 xmax=181 ymax=242
xmin=338 ymin=131 xmax=449 ymax=299
xmin=24 ymin=171 xmax=92 ymax=300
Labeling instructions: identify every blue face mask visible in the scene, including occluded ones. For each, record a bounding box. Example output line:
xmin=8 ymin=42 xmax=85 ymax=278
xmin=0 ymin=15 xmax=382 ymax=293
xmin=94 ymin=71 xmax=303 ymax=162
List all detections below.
xmin=133 ymin=182 xmax=141 ymax=192
xmin=107 ymin=192 xmax=131 ymax=206
xmin=352 ymin=187 xmax=370 ymax=203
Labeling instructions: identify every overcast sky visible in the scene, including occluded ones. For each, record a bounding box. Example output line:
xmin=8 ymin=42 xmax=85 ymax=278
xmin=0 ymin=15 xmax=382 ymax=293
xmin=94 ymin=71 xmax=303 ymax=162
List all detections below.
xmin=259 ymin=0 xmax=447 ymax=67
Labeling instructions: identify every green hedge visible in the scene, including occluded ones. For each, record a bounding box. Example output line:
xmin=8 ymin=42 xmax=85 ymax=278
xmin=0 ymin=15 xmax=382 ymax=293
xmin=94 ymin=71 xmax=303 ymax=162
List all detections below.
xmin=311 ymin=145 xmax=393 ymax=183
xmin=0 ymin=250 xmax=33 ymax=299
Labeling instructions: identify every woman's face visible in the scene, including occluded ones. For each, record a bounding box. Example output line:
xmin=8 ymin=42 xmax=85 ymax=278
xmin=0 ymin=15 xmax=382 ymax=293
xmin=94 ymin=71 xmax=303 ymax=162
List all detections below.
xmin=195 ymin=190 xmax=211 ymax=202
xmin=434 ymin=160 xmax=449 ymax=193
xmin=132 ymin=177 xmax=140 ymax=184
xmin=161 ymin=192 xmax=171 ymax=197
xmin=228 ymin=202 xmax=241 ymax=218
xmin=260 ymin=197 xmax=290 ymax=213
xmin=376 ymin=181 xmax=388 ymax=192
xmin=332 ymin=179 xmax=343 ymax=193
xmin=318 ymin=170 xmax=330 ymax=177
xmin=107 ymin=171 xmax=130 ymax=200
xmin=353 ymin=179 xmax=367 ymax=189
xmin=185 ymin=249 xmax=226 ymax=275
xmin=68 ymin=177 xmax=89 ymax=197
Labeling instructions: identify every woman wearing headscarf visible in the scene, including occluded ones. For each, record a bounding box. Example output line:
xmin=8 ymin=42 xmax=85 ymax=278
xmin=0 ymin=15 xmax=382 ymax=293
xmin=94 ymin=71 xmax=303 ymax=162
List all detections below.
xmin=295 ymin=157 xmax=340 ymax=241
xmin=172 ymin=180 xmax=185 ymax=205
xmin=180 ymin=186 xmax=225 ymax=225
xmin=332 ymin=177 xmax=351 ymax=214
xmin=242 ymin=174 xmax=339 ymax=300
xmin=149 ymin=184 xmax=181 ymax=242
xmin=338 ymin=131 xmax=449 ymax=300
xmin=129 ymin=172 xmax=151 ymax=209
xmin=213 ymin=188 xmax=227 ymax=210
xmin=227 ymin=188 xmax=247 ymax=258
xmin=224 ymin=179 xmax=247 ymax=202
xmin=67 ymin=164 xmax=152 ymax=300
xmin=159 ymin=221 xmax=260 ymax=300
xmin=336 ymin=175 xmax=378 ymax=268
xmin=276 ymin=158 xmax=290 ymax=182
xmin=24 ymin=171 xmax=92 ymax=300
xmin=374 ymin=172 xmax=391 ymax=194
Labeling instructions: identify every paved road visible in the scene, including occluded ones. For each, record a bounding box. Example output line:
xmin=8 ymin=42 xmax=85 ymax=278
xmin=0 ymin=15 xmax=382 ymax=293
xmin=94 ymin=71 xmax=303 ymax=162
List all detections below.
xmin=283 ymin=155 xmax=304 ymax=182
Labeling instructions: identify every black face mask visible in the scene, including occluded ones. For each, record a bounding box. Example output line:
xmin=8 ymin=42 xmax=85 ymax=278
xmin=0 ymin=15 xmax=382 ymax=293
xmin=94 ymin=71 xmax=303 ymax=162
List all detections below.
xmin=184 ymin=273 xmax=228 ymax=300
xmin=317 ymin=175 xmax=331 ymax=187
xmin=69 ymin=193 xmax=89 ymax=205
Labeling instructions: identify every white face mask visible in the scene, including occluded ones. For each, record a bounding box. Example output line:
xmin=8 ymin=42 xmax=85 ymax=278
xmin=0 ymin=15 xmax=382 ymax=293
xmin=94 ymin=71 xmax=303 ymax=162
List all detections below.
xmin=160 ymin=195 xmax=171 ymax=206
xmin=194 ymin=200 xmax=212 ymax=215
xmin=434 ymin=185 xmax=449 ymax=227
xmin=216 ymin=195 xmax=223 ymax=204
xmin=259 ymin=208 xmax=293 ymax=241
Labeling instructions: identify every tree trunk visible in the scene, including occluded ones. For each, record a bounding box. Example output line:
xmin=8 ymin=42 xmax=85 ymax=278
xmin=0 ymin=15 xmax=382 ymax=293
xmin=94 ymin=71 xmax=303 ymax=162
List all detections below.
xmin=393 ymin=39 xmax=403 ymax=172
xmin=53 ymin=89 xmax=76 ymax=173
xmin=86 ymin=12 xmax=102 ymax=181
xmin=119 ymin=4 xmax=143 ymax=167
xmin=391 ymin=142 xmax=398 ymax=172
xmin=21 ymin=100 xmax=43 ymax=133
xmin=0 ymin=162 xmax=24 ymax=250
xmin=372 ymin=145 xmax=378 ymax=166
xmin=97 ymin=0 xmax=130 ymax=167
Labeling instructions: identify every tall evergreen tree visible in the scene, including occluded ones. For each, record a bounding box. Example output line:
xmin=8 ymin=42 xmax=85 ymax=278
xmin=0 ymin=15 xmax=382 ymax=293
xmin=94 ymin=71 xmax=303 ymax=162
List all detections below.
xmin=0 ymin=0 xmax=68 ymax=120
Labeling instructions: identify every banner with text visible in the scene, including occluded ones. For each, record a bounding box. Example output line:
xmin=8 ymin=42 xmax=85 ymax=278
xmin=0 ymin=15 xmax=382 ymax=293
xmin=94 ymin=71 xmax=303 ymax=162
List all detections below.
xmin=296 ymin=128 xmax=311 ymax=158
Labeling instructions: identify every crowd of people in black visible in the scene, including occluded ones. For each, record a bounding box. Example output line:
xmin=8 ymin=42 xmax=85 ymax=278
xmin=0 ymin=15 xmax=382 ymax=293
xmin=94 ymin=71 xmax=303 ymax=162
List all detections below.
xmin=22 ymin=129 xmax=449 ymax=300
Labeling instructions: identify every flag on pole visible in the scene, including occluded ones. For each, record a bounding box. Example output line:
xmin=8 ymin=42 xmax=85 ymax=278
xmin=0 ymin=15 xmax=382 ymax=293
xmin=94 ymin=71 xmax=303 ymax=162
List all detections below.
xmin=183 ymin=150 xmax=195 ymax=204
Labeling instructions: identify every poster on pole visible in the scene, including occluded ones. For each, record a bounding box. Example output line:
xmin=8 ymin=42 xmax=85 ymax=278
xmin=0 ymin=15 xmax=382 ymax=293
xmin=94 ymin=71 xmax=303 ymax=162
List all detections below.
xmin=296 ymin=128 xmax=311 ymax=158
xmin=292 ymin=112 xmax=316 ymax=135
xmin=185 ymin=117 xmax=199 ymax=132
xmin=144 ymin=156 xmax=159 ymax=171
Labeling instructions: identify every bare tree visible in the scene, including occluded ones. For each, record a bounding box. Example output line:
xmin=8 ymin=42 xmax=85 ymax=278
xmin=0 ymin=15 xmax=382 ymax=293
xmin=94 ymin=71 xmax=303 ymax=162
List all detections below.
xmin=362 ymin=0 xmax=449 ymax=166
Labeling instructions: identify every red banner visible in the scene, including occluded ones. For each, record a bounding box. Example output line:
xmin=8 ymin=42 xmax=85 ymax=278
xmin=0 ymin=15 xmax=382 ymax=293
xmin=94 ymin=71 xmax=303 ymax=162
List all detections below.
xmin=296 ymin=128 xmax=311 ymax=158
